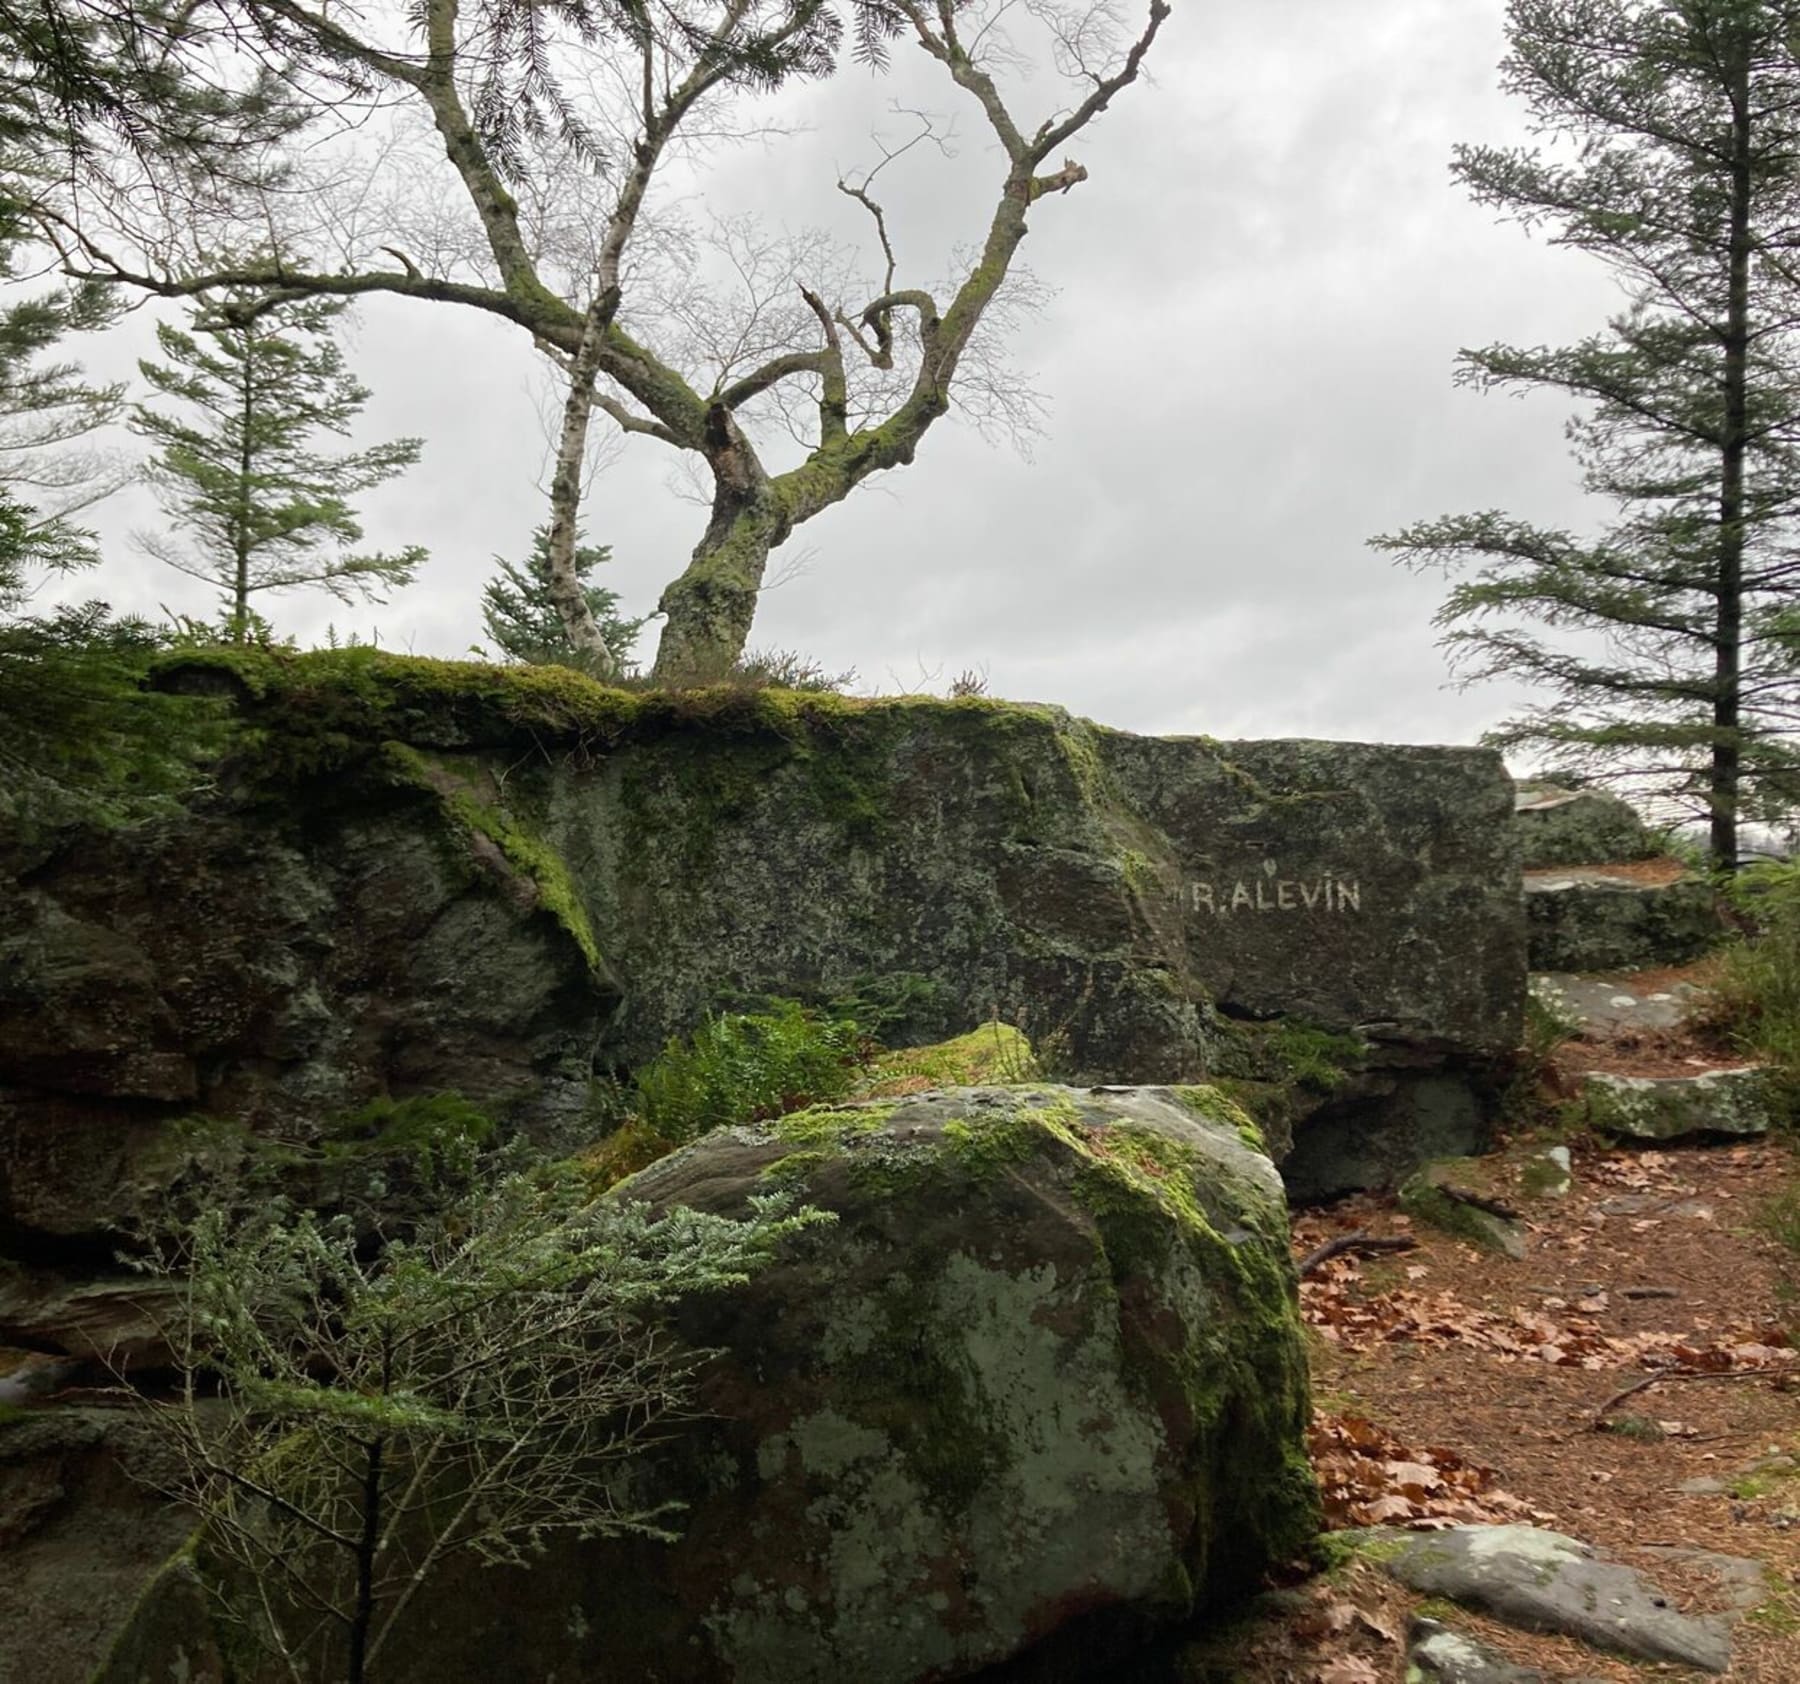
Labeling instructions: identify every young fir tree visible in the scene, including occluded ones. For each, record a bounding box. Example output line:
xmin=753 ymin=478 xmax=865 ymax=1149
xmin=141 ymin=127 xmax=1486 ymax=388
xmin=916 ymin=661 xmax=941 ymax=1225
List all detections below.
xmin=0 ymin=225 xmax=213 ymax=841
xmin=1373 ymin=0 xmax=1800 ymax=869
xmin=133 ymin=290 xmax=426 ymax=641
xmin=134 ymin=1163 xmax=827 ymax=1684
xmin=480 ymin=526 xmax=641 ymax=677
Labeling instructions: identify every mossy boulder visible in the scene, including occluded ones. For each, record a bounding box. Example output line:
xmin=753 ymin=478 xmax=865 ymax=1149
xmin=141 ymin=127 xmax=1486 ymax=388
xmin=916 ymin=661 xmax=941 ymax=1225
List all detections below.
xmin=1575 ymin=1068 xmax=1778 ymax=1141
xmin=100 ymin=1084 xmax=1313 ymax=1684
xmin=4 ymin=650 xmax=1525 ymax=1252
xmin=1513 ymin=783 xmax=1661 ymax=868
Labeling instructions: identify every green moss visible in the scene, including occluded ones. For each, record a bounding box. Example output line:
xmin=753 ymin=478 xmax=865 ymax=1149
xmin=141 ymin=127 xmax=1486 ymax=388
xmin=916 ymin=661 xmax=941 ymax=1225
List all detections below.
xmin=1310 ymin=1530 xmax=1408 ymax=1575
xmin=757 ymin=1146 xmax=834 ymax=1186
xmin=1208 ymin=1017 xmax=1368 ymax=1099
xmin=1517 ymin=1152 xmax=1573 ymax=1198
xmin=571 ymin=1118 xmax=680 ymax=1194
xmin=0 ymin=1401 xmax=31 ymax=1429
xmin=381 ymin=742 xmax=604 ymax=976
xmin=772 ymin=1102 xmax=895 ymax=1146
xmin=323 ymin=1092 xmax=497 ymax=1183
xmin=1396 ymin=1167 xmax=1518 ymax=1254
xmin=1265 ymin=1024 xmax=1368 ymax=1092
xmin=1169 ymin=1084 xmax=1267 ymax=1153
xmin=156 ymin=645 xmax=1086 ymax=785
xmin=1746 ymin=1592 xmax=1800 ymax=1635
xmin=857 ymin=1024 xmax=1039 ymax=1098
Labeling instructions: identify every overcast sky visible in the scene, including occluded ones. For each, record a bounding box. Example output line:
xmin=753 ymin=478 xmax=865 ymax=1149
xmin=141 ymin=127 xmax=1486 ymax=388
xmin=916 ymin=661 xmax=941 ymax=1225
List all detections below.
xmin=63 ymin=0 xmax=1629 ymax=755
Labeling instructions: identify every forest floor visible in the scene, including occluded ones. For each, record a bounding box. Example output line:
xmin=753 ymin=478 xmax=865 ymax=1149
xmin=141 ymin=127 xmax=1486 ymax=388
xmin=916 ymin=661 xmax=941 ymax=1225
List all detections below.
xmin=1190 ymin=972 xmax=1800 ymax=1684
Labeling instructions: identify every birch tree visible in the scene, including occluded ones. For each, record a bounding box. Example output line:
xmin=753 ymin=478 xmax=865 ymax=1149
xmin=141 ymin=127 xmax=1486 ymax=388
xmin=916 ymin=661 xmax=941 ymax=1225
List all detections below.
xmin=38 ymin=0 xmax=1168 ymax=680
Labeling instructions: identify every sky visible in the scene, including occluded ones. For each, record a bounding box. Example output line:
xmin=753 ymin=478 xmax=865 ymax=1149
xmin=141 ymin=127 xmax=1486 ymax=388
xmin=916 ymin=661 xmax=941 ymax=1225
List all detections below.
xmin=60 ymin=0 xmax=1630 ymax=753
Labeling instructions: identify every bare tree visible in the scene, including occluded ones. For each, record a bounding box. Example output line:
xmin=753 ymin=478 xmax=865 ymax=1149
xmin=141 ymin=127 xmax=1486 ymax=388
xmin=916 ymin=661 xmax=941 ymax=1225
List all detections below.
xmin=38 ymin=0 xmax=1168 ymax=680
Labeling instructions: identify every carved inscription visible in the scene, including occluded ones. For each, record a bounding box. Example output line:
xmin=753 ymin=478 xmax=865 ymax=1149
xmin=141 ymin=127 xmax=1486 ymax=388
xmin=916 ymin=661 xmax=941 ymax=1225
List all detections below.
xmin=1187 ymin=858 xmax=1362 ymax=917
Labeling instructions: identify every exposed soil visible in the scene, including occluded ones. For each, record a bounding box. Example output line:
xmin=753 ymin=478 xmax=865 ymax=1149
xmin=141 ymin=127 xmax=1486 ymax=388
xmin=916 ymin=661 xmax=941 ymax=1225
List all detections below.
xmin=1553 ymin=1035 xmax=1756 ymax=1078
xmin=1195 ymin=1135 xmax=1800 ymax=1683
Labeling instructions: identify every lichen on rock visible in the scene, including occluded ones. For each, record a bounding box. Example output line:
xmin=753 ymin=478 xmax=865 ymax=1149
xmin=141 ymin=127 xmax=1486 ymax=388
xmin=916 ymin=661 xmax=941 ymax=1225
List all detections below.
xmin=109 ymin=1082 xmax=1309 ymax=1684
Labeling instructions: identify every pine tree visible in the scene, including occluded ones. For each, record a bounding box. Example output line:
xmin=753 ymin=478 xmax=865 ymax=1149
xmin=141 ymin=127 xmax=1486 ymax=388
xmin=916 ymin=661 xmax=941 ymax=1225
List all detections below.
xmin=1374 ymin=0 xmax=1800 ymax=869
xmin=133 ymin=289 xmax=426 ymax=641
xmin=480 ymin=527 xmax=641 ymax=677
xmin=0 ymin=213 xmax=131 ymax=579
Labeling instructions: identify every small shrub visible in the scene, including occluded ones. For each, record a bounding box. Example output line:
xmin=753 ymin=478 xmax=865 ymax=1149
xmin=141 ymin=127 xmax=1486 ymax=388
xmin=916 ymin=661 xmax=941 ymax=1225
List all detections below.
xmin=633 ymin=1001 xmax=866 ymax=1145
xmin=1524 ymin=978 xmax=1581 ymax=1063
xmin=1759 ymin=1180 xmax=1800 ymax=1334
xmin=1708 ymin=861 xmax=1800 ymax=1103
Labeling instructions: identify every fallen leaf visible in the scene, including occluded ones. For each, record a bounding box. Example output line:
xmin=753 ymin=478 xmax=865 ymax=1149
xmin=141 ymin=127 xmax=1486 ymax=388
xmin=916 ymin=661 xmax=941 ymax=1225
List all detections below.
xmin=1314 ymin=1659 xmax=1382 ymax=1684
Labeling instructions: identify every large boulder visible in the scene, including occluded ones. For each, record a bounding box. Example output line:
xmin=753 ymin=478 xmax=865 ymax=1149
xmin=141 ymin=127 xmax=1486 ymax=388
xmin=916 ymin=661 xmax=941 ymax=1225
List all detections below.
xmin=1513 ymin=783 xmax=1660 ymax=868
xmin=1 ymin=653 xmax=1527 ymax=1256
xmin=0 ymin=1409 xmax=197 ymax=1684
xmin=100 ymin=1084 xmax=1317 ymax=1684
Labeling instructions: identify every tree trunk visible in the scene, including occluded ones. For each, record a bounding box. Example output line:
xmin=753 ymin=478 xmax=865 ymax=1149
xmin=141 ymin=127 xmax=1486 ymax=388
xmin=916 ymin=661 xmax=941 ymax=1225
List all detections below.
xmin=544 ymin=293 xmax=624 ymax=681
xmin=650 ymin=406 xmax=788 ymax=683
xmin=233 ymin=346 xmax=255 ymax=643
xmin=347 ymin=1435 xmax=383 ymax=1684
xmin=1713 ymin=48 xmax=1753 ymax=874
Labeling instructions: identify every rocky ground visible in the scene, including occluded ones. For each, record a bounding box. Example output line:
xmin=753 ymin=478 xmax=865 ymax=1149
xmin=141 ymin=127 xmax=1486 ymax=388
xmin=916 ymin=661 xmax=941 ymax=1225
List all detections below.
xmin=1186 ymin=959 xmax=1800 ymax=1684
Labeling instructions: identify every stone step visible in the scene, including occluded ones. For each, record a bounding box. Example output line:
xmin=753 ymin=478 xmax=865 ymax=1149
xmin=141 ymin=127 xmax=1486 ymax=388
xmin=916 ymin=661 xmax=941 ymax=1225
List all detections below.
xmin=1531 ymin=970 xmax=1709 ymax=1036
xmin=1575 ymin=1065 xmax=1778 ymax=1141
xmin=1524 ymin=865 xmax=1724 ymax=972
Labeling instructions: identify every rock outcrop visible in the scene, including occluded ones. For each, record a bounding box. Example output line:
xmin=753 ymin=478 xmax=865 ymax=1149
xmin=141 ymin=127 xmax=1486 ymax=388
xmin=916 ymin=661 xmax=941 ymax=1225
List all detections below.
xmin=97 ymin=1084 xmax=1318 ymax=1684
xmin=1575 ymin=1067 xmax=1776 ymax=1141
xmin=1 ymin=650 xmax=1528 ymax=1260
xmin=1377 ymin=1524 xmax=1737 ymax=1673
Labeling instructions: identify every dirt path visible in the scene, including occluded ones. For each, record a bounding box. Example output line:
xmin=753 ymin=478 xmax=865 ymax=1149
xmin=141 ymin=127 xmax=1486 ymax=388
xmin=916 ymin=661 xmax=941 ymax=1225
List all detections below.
xmin=1199 ymin=1130 xmax=1800 ymax=1682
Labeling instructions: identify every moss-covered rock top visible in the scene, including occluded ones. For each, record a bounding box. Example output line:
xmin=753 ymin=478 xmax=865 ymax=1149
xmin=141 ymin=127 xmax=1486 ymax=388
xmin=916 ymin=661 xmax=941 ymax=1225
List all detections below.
xmin=153 ymin=643 xmax=1069 ymax=770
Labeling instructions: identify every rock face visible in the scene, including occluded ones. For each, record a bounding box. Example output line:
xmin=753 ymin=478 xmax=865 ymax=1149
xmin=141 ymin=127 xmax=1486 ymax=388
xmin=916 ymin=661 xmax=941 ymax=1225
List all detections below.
xmin=1406 ymin=1617 xmax=1550 ymax=1684
xmin=0 ymin=652 xmax=1528 ymax=1258
xmin=0 ymin=1410 xmax=197 ymax=1684
xmin=99 ymin=1084 xmax=1318 ymax=1684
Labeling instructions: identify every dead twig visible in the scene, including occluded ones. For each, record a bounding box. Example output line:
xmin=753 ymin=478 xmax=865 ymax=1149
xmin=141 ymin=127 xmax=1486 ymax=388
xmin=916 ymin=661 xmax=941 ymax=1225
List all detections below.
xmin=1436 ymin=1183 xmax=1525 ymax=1222
xmin=1592 ymin=1366 xmax=1773 ymax=1426
xmin=1297 ymin=1232 xmax=1419 ymax=1278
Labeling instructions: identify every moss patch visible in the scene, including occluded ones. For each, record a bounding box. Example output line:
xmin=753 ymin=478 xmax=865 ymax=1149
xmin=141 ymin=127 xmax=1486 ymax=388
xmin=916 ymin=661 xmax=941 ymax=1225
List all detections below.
xmin=1169 ymin=1084 xmax=1267 ymax=1153
xmin=1397 ymin=1163 xmax=1523 ymax=1256
xmin=381 ymin=742 xmax=604 ymax=976
xmin=857 ymin=1024 xmax=1039 ymax=1098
